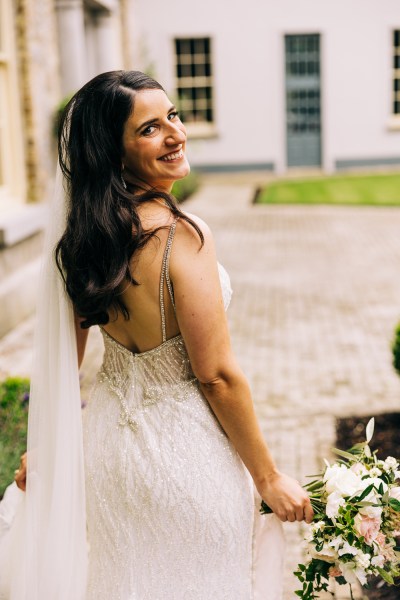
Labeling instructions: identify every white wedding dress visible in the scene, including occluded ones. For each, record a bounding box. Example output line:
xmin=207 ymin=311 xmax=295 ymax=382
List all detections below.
xmin=82 ymin=220 xmax=285 ymax=600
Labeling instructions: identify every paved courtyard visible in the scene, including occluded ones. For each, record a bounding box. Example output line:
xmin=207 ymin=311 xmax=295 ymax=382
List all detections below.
xmin=1 ymin=174 xmax=400 ymax=598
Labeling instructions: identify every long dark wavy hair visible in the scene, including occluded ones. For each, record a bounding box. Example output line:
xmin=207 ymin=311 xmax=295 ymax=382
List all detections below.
xmin=55 ymin=70 xmax=203 ymax=329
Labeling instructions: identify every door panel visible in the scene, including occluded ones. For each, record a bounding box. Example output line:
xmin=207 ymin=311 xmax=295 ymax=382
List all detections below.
xmin=285 ymin=34 xmax=321 ymax=167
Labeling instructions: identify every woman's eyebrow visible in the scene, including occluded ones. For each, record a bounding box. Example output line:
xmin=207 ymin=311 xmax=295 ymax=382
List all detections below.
xmin=136 ymin=105 xmax=177 ymax=133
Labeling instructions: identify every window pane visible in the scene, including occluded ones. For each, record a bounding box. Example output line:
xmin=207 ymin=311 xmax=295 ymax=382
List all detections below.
xmin=175 ymin=37 xmax=213 ymax=124
xmin=194 ymin=38 xmax=206 ymax=54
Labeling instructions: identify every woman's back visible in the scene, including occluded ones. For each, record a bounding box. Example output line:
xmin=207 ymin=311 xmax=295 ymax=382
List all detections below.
xmin=101 ymin=202 xmax=181 ymax=353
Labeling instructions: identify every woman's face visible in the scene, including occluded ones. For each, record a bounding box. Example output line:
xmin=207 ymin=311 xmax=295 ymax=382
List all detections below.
xmin=122 ymin=89 xmax=190 ymax=192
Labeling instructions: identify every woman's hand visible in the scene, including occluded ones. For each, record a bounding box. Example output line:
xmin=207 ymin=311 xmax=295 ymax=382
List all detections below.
xmin=258 ymin=471 xmax=314 ymax=524
xmin=14 ymin=452 xmax=27 ymax=492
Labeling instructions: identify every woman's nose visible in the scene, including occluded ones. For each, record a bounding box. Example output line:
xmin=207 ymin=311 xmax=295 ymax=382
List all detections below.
xmin=165 ymin=123 xmax=186 ymax=145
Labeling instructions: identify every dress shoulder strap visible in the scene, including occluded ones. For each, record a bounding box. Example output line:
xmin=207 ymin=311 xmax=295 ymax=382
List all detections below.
xmin=159 ymin=218 xmax=178 ymax=343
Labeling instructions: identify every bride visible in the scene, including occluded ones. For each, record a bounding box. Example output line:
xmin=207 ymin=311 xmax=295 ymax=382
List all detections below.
xmin=5 ymin=70 xmax=312 ymax=599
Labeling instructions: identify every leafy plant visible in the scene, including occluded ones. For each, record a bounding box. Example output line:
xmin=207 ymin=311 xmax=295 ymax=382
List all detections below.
xmin=0 ymin=377 xmax=30 ymax=498
xmin=392 ymin=323 xmax=400 ymax=378
xmin=172 ymin=171 xmax=201 ymax=202
xmin=52 ymin=93 xmax=74 ymax=138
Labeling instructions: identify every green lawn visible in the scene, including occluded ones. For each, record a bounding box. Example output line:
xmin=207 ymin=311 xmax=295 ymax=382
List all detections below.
xmin=256 ymin=173 xmax=400 ymax=206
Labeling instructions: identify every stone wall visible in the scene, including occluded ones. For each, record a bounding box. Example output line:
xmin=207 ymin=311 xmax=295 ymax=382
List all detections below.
xmin=14 ymin=0 xmax=61 ymax=203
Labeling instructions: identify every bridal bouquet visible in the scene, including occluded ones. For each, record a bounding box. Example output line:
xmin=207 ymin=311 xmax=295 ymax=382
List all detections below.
xmin=261 ymin=418 xmax=400 ymax=599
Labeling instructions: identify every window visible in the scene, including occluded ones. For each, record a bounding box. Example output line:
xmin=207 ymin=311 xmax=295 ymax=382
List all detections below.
xmin=0 ymin=0 xmax=25 ymax=203
xmin=393 ymin=30 xmax=400 ymax=116
xmin=174 ymin=37 xmax=215 ymax=136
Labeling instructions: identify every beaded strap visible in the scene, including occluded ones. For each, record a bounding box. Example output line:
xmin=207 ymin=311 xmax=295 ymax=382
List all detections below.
xmin=159 ymin=219 xmax=178 ymax=342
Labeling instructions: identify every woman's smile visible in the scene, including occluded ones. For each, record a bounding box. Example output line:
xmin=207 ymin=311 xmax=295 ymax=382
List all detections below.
xmin=158 ymin=148 xmax=184 ymax=162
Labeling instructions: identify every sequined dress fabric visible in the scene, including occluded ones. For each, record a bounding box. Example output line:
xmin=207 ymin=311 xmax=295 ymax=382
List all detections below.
xmin=82 ymin=224 xmax=284 ymax=600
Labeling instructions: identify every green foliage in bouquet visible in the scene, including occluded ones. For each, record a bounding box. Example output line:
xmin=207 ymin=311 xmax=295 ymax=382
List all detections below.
xmin=0 ymin=377 xmax=30 ymax=499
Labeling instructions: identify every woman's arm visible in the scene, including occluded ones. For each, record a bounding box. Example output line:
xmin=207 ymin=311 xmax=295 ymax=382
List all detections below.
xmin=74 ymin=312 xmax=89 ymax=368
xmin=171 ymin=216 xmax=313 ymax=523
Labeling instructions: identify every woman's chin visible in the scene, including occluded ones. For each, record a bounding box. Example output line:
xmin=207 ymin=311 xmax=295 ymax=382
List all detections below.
xmin=178 ymin=161 xmax=191 ymax=179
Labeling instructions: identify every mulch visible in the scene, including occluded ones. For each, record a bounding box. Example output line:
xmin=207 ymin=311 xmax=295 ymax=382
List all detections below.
xmin=336 ymin=413 xmax=400 ymax=600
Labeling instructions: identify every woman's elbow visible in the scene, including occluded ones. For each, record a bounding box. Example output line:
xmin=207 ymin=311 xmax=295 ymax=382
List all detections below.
xmin=196 ymin=362 xmax=245 ymax=394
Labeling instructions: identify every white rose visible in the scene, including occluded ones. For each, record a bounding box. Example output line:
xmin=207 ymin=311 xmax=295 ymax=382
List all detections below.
xmin=311 ymin=521 xmax=325 ymax=534
xmin=354 ymin=567 xmax=368 ymax=586
xmin=324 ymin=464 xmax=363 ymax=497
xmin=309 ymin=543 xmax=337 ymax=563
xmin=359 ymin=504 xmax=382 ymax=519
xmin=328 ymin=536 xmax=344 ymax=551
xmin=326 ymin=491 xmax=345 ymax=519
xmin=360 ymin=477 xmax=388 ymax=497
xmin=339 ymin=561 xmax=357 ymax=585
xmin=383 ymin=457 xmax=398 ymax=472
xmin=356 ymin=551 xmax=371 ymax=569
xmin=389 ymin=486 xmax=400 ymax=501
xmin=338 ymin=541 xmax=358 ymax=557
xmin=371 ymin=555 xmax=385 ymax=567
xmin=351 ymin=462 xmax=368 ymax=476
xmin=369 ymin=467 xmax=382 ymax=478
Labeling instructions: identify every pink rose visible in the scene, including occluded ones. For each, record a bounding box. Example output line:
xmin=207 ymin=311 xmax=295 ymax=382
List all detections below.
xmin=328 ymin=566 xmax=342 ymax=578
xmin=375 ymin=532 xmax=386 ymax=547
xmin=354 ymin=513 xmax=381 ymax=544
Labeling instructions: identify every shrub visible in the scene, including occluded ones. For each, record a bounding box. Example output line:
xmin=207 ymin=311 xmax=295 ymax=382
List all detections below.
xmin=0 ymin=377 xmax=30 ymax=498
xmin=392 ymin=323 xmax=400 ymax=378
xmin=172 ymin=171 xmax=201 ymax=202
xmin=52 ymin=93 xmax=74 ymax=138
xmin=392 ymin=323 xmax=400 ymax=376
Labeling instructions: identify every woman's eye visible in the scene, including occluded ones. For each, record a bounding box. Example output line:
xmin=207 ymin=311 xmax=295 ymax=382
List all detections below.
xmin=142 ymin=125 xmax=156 ymax=136
xmin=168 ymin=111 xmax=179 ymax=121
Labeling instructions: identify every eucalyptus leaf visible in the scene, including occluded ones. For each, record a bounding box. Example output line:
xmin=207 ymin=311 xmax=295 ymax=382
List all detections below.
xmin=331 ymin=448 xmax=358 ymax=461
xmin=377 ymin=567 xmax=394 ymax=585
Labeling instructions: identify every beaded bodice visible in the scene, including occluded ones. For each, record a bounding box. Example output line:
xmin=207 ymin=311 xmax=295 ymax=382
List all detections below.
xmin=98 ymin=332 xmax=197 ymax=432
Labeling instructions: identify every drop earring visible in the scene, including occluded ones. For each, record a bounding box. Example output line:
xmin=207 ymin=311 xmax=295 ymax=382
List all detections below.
xmin=121 ymin=165 xmax=127 ymax=190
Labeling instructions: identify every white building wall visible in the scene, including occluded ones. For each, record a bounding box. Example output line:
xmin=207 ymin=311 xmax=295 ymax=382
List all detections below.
xmin=131 ymin=0 xmax=400 ymax=172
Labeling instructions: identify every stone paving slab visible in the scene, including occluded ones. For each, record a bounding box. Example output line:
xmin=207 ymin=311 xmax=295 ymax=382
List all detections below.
xmin=1 ymin=178 xmax=400 ymax=598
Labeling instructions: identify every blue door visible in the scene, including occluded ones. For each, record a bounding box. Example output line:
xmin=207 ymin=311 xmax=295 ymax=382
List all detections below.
xmin=285 ymin=34 xmax=322 ymax=167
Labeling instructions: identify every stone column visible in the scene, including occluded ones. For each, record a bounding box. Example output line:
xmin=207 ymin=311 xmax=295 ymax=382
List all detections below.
xmin=94 ymin=7 xmax=123 ymax=73
xmin=55 ymin=0 xmax=87 ymax=95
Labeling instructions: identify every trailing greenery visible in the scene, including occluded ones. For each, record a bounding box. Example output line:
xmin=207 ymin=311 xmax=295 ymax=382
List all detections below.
xmin=256 ymin=173 xmax=400 ymax=206
xmin=0 ymin=377 xmax=30 ymax=498
xmin=172 ymin=171 xmax=201 ymax=202
xmin=392 ymin=323 xmax=400 ymax=378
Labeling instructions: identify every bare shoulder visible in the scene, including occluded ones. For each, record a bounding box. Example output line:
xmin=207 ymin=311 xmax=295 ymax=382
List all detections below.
xmin=136 ymin=200 xmax=174 ymax=231
xmin=175 ymin=211 xmax=214 ymax=250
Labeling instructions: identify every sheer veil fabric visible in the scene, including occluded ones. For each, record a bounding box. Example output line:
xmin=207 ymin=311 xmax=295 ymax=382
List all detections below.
xmin=7 ymin=166 xmax=88 ymax=599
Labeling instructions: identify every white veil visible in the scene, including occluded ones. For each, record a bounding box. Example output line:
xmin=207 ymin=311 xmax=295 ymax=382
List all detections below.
xmin=7 ymin=166 xmax=88 ymax=599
